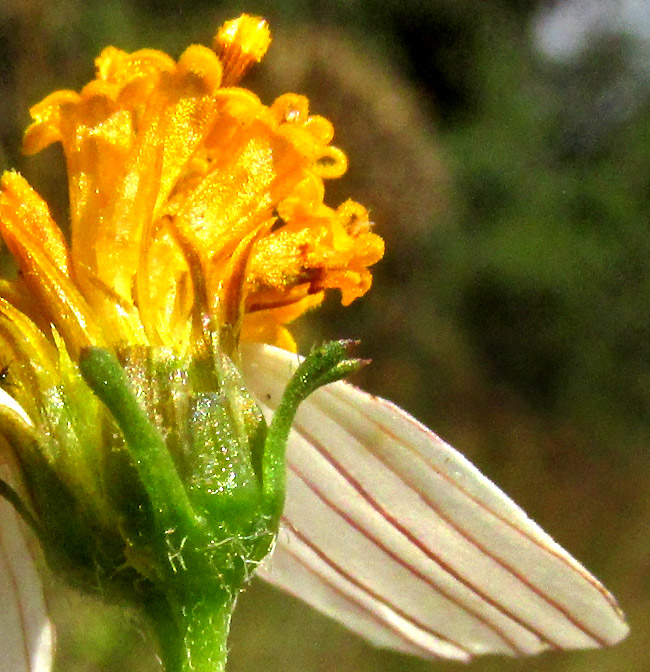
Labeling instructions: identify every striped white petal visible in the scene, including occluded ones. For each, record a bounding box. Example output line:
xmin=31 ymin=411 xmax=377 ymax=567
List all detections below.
xmin=0 ymin=465 xmax=54 ymax=672
xmin=0 ymin=389 xmax=54 ymax=672
xmin=241 ymin=343 xmax=629 ymax=661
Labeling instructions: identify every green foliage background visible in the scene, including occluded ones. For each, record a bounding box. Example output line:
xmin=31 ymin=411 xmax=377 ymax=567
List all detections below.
xmin=1 ymin=0 xmax=648 ymax=670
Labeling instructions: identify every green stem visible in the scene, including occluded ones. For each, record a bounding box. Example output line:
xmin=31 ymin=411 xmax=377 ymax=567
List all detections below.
xmin=146 ymin=592 xmax=234 ymax=672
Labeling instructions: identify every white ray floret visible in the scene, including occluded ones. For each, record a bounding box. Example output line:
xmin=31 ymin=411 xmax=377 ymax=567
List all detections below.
xmin=0 ymin=455 xmax=54 ymax=672
xmin=242 ymin=343 xmax=629 ymax=661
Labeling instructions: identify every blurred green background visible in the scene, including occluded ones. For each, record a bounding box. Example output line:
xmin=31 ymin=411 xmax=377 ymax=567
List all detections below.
xmin=1 ymin=0 xmax=649 ymax=670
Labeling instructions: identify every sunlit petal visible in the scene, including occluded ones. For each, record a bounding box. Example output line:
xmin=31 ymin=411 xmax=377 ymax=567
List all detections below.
xmin=0 ymin=459 xmax=54 ymax=672
xmin=242 ymin=343 xmax=629 ymax=659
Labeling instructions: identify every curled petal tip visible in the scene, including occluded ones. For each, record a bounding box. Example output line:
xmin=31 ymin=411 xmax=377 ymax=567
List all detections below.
xmin=177 ymin=44 xmax=223 ymax=93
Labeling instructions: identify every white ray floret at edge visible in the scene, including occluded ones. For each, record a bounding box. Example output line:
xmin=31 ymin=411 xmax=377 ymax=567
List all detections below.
xmin=242 ymin=343 xmax=628 ymax=662
xmin=0 ymin=344 xmax=629 ymax=672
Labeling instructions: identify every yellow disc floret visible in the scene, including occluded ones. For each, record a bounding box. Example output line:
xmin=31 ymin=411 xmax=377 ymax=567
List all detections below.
xmin=0 ymin=14 xmax=383 ymax=370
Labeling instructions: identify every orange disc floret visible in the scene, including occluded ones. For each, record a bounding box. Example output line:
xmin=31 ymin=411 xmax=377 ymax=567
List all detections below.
xmin=3 ymin=14 xmax=383 ymax=357
xmin=215 ymin=14 xmax=271 ymax=86
xmin=246 ymin=199 xmax=383 ymax=312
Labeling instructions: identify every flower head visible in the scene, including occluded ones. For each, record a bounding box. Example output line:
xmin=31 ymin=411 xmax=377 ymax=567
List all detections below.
xmin=0 ymin=15 xmax=380 ymax=672
xmin=2 ymin=13 xmax=382 ymax=365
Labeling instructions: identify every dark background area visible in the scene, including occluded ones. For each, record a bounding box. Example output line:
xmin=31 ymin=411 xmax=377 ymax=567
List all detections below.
xmin=1 ymin=1 xmax=648 ymax=670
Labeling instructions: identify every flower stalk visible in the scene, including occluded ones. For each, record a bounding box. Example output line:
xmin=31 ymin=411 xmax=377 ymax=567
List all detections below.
xmin=145 ymin=589 xmax=234 ymax=672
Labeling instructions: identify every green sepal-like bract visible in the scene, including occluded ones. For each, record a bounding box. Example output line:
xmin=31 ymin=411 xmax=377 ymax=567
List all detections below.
xmin=0 ymin=339 xmax=364 ymax=672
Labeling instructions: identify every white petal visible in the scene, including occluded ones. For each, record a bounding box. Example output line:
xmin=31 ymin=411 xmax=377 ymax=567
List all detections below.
xmin=241 ymin=343 xmax=629 ymax=661
xmin=0 ymin=460 xmax=54 ymax=672
xmin=0 ymin=387 xmax=33 ymax=427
